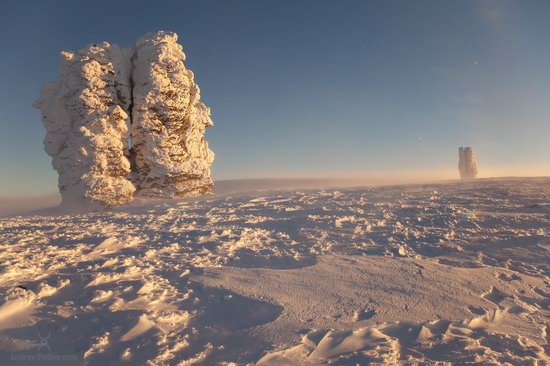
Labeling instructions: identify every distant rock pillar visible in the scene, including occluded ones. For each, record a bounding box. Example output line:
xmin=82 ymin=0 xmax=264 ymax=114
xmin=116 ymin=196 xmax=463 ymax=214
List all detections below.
xmin=458 ymin=147 xmax=478 ymax=179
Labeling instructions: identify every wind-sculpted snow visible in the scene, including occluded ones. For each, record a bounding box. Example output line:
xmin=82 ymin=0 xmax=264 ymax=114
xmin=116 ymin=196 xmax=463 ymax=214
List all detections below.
xmin=131 ymin=32 xmax=215 ymax=198
xmin=33 ymin=42 xmax=135 ymax=207
xmin=34 ymin=31 xmax=214 ymax=206
xmin=0 ymin=178 xmax=549 ymax=364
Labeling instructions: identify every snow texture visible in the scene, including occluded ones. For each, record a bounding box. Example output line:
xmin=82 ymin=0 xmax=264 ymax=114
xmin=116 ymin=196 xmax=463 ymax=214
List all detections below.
xmin=0 ymin=178 xmax=549 ymax=365
xmin=458 ymin=146 xmax=478 ymax=179
xmin=34 ymin=31 xmax=214 ymax=206
xmin=131 ymin=32 xmax=215 ymax=198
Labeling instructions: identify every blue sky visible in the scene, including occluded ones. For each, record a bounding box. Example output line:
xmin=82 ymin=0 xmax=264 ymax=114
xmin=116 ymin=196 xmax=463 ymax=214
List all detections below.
xmin=1 ymin=0 xmax=550 ymax=195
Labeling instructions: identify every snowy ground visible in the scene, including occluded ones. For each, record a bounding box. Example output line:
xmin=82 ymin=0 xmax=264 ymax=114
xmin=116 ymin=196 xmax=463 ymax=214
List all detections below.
xmin=0 ymin=178 xmax=549 ymax=365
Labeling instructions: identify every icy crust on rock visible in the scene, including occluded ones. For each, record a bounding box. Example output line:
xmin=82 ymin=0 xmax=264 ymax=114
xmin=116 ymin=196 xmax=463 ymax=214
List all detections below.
xmin=33 ymin=42 xmax=136 ymax=206
xmin=34 ymin=32 xmax=215 ymax=206
xmin=458 ymin=146 xmax=478 ymax=179
xmin=131 ymin=32 xmax=214 ymax=198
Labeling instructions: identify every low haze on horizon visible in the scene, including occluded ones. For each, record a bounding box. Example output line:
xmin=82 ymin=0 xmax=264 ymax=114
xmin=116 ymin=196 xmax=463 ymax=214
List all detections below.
xmin=1 ymin=0 xmax=550 ymax=196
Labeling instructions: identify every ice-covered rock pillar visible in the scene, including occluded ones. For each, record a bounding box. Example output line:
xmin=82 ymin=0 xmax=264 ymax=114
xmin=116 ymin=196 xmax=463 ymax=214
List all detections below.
xmin=458 ymin=147 xmax=478 ymax=179
xmin=33 ymin=42 xmax=136 ymax=206
xmin=130 ymin=31 xmax=215 ymax=198
xmin=35 ymin=31 xmax=214 ymax=204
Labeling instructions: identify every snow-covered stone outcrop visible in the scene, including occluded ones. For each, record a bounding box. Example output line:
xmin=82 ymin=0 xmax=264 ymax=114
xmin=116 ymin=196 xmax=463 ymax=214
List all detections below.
xmin=33 ymin=42 xmax=136 ymax=206
xmin=131 ymin=32 xmax=214 ymax=198
xmin=34 ymin=32 xmax=214 ymax=206
xmin=458 ymin=147 xmax=478 ymax=179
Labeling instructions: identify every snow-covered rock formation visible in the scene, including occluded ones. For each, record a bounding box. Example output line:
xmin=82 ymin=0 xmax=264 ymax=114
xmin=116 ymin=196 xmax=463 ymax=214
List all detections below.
xmin=458 ymin=147 xmax=478 ymax=179
xmin=34 ymin=32 xmax=214 ymax=205
xmin=131 ymin=32 xmax=214 ymax=198
xmin=33 ymin=42 xmax=136 ymax=206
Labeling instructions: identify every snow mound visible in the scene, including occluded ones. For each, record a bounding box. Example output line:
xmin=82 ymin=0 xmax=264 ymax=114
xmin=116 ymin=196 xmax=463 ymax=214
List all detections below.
xmin=258 ymin=317 xmax=549 ymax=365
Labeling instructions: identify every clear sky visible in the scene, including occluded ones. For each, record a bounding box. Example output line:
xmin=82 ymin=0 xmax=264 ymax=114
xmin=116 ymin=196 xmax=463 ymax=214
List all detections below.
xmin=1 ymin=0 xmax=550 ymax=196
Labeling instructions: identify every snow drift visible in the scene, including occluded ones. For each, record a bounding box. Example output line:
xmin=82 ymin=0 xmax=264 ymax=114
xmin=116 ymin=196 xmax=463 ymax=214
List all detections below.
xmin=33 ymin=31 xmax=214 ymax=206
xmin=1 ymin=178 xmax=549 ymax=364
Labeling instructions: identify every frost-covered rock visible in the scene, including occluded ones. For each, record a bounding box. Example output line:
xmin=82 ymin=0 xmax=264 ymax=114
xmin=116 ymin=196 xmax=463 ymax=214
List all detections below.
xmin=458 ymin=147 xmax=478 ymax=179
xmin=35 ymin=32 xmax=215 ymax=205
xmin=34 ymin=42 xmax=136 ymax=206
xmin=131 ymin=31 xmax=215 ymax=198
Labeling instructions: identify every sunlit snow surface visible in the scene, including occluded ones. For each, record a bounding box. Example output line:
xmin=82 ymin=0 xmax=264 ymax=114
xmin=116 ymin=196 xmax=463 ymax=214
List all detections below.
xmin=0 ymin=178 xmax=549 ymax=365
